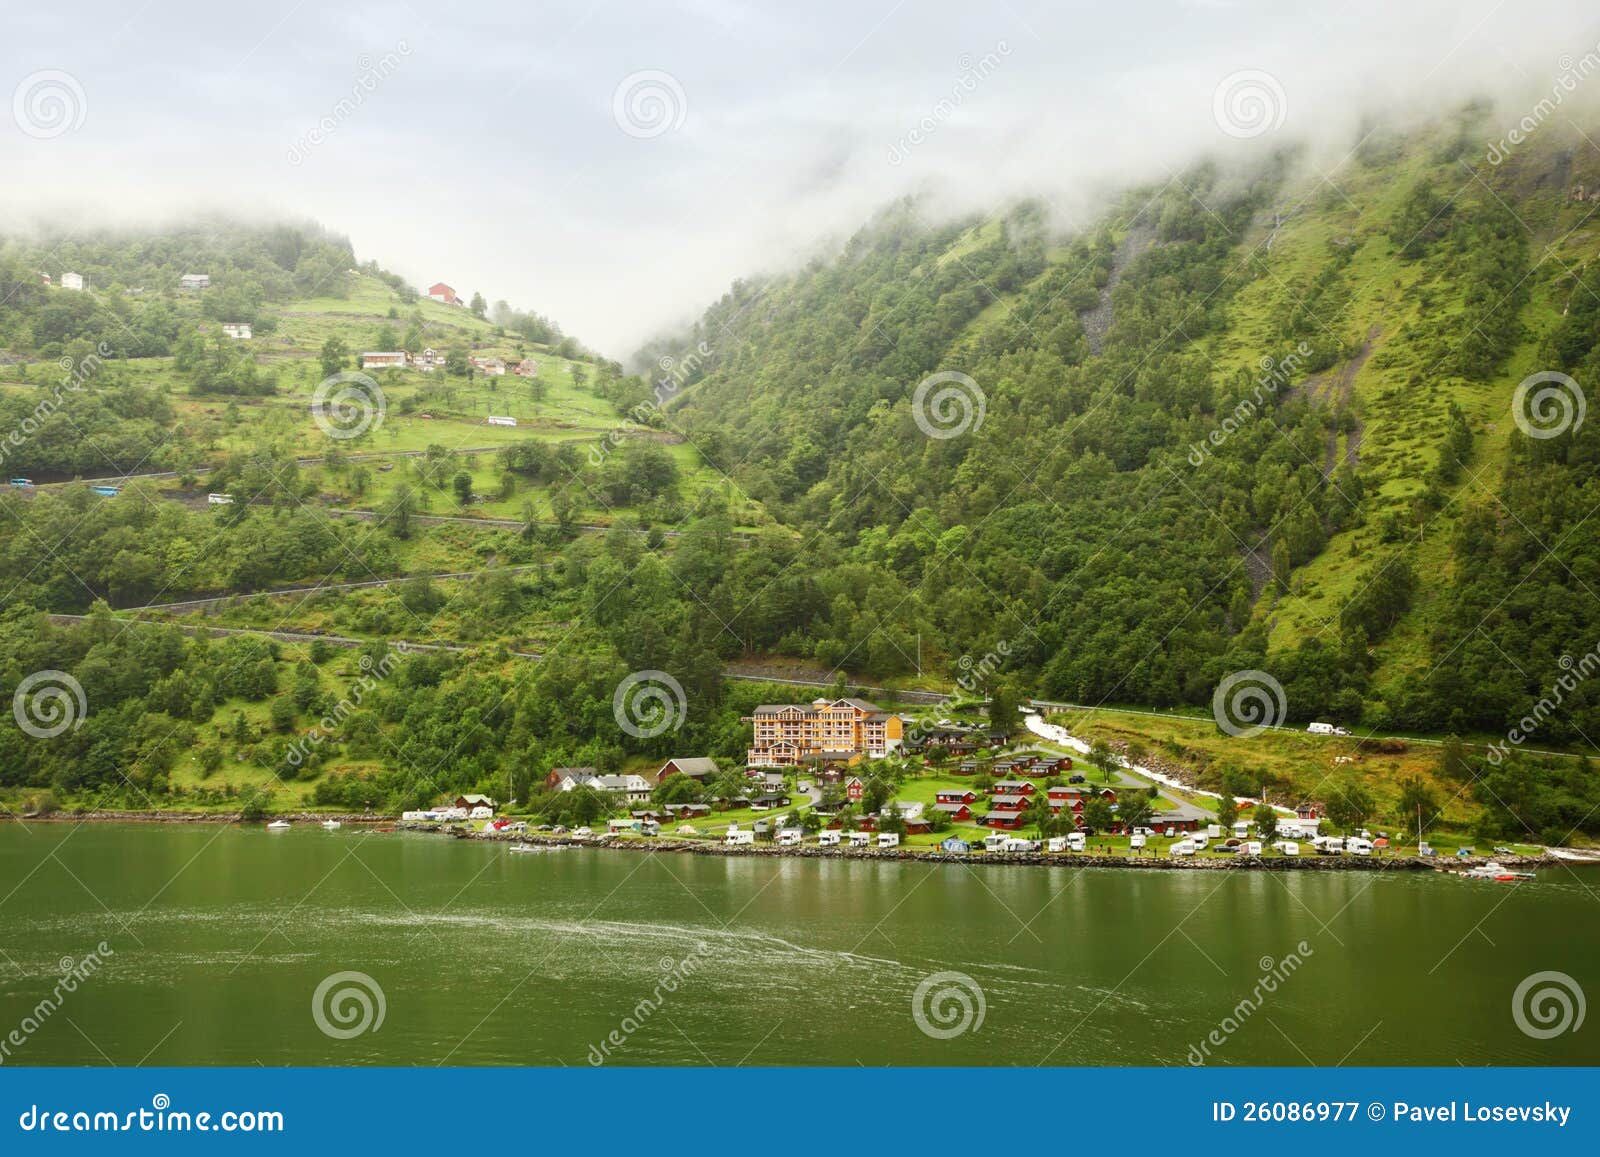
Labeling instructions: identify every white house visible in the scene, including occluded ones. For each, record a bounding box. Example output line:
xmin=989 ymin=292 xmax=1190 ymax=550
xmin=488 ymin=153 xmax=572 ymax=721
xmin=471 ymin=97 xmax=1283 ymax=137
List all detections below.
xmin=221 ymin=322 xmax=253 ymax=340
xmin=60 ymin=271 xmax=84 ymax=291
xmin=206 ymin=493 xmax=234 ymax=505
xmin=589 ymin=774 xmax=652 ymax=802
xmin=180 ymin=273 xmax=210 ymax=290
xmin=486 ymin=415 xmax=517 ymax=428
xmin=469 ymin=356 xmax=506 ymax=376
xmin=361 ymin=351 xmax=407 ymax=370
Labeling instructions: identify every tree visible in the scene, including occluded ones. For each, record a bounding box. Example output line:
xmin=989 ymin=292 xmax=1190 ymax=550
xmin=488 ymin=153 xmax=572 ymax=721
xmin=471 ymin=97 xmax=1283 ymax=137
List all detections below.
xmin=1081 ymin=795 xmax=1115 ymax=834
xmin=1394 ymin=775 xmax=1442 ymax=835
xmin=469 ymin=292 xmax=487 ymax=318
xmin=452 ymin=471 xmax=474 ymax=506
xmin=1253 ymin=803 xmax=1278 ymax=841
xmin=1089 ymin=739 xmax=1118 ymax=782
xmin=1215 ymin=793 xmax=1239 ymax=830
xmin=1118 ymin=792 xmax=1155 ymax=832
xmin=319 ymin=337 xmax=348 ymax=379
xmin=1324 ymin=779 xmax=1375 ymax=834
xmin=988 ymin=680 xmax=1019 ymax=738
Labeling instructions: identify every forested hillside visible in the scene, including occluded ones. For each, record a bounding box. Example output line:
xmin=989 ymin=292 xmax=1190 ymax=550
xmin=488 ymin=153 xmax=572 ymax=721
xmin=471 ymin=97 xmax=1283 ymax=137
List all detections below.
xmin=655 ymin=109 xmax=1600 ymax=748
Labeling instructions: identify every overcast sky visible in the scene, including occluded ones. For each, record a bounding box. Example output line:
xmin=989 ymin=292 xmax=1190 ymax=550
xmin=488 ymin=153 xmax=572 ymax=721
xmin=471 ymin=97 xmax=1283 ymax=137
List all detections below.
xmin=4 ymin=1 xmax=1600 ymax=355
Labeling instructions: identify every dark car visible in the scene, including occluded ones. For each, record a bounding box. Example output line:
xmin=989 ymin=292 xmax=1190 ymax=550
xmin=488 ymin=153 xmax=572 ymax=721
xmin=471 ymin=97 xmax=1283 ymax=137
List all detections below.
xmin=1068 ymin=774 xmax=1086 ymax=784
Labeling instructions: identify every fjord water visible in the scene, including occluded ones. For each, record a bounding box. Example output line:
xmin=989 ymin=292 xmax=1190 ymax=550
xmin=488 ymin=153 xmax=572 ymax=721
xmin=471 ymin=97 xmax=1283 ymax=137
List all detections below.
xmin=1 ymin=825 xmax=1595 ymax=1066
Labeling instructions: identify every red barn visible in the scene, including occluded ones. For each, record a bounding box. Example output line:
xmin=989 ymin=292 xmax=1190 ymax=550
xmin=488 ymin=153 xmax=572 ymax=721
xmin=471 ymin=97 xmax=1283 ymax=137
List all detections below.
xmin=845 ymin=777 xmax=865 ymax=802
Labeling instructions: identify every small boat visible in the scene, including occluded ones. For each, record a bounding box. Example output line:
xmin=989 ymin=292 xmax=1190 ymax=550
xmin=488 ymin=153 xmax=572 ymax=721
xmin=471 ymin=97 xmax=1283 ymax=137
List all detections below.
xmin=1461 ymin=860 xmax=1528 ymax=881
xmin=508 ymin=843 xmax=540 ymax=855
xmin=321 ymin=820 xmax=342 ymax=831
xmin=266 ymin=820 xmax=291 ymax=831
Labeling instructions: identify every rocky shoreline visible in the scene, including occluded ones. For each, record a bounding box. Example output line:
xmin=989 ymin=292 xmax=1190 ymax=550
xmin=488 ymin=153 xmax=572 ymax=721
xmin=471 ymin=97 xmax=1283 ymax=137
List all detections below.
xmin=3 ymin=812 xmax=1571 ymax=872
xmin=434 ymin=825 xmax=1561 ymax=872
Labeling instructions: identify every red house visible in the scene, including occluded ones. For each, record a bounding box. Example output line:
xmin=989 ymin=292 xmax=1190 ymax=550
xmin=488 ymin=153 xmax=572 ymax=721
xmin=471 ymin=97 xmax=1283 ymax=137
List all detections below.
xmin=935 ymin=789 xmax=977 ymax=805
xmin=988 ymin=794 xmax=1030 ymax=812
xmin=991 ymin=780 xmax=1035 ymax=796
xmin=427 ymin=281 xmax=461 ymax=305
xmin=982 ymin=812 xmax=1025 ymax=830
xmin=845 ymin=777 xmax=865 ymax=802
xmin=932 ymin=802 xmax=974 ymax=823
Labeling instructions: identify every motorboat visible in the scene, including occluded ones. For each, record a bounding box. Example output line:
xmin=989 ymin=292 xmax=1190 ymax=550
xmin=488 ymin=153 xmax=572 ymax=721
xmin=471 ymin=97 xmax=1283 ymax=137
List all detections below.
xmin=266 ymin=820 xmax=291 ymax=831
xmin=321 ymin=820 xmax=342 ymax=831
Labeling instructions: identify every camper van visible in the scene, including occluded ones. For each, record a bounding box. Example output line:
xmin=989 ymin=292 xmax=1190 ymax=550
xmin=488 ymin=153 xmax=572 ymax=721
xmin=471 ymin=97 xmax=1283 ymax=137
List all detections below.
xmin=1232 ymin=821 xmax=1251 ymax=839
xmin=1344 ymin=837 xmax=1374 ymax=857
xmin=1307 ymin=721 xmax=1351 ymax=736
xmin=1047 ymin=836 xmax=1067 ymax=853
xmin=1169 ymin=839 xmax=1197 ymax=857
xmin=1313 ymin=835 xmax=1344 ymax=855
xmin=1205 ymin=824 xmax=1223 ymax=839
xmin=1129 ymin=833 xmax=1146 ymax=849
xmin=776 ymin=828 xmax=803 ymax=846
xmin=877 ymin=832 xmax=901 ymax=849
xmin=1190 ymin=834 xmax=1209 ymax=851
xmin=724 ymin=829 xmax=755 ymax=847
xmin=983 ymin=833 xmax=1010 ymax=853
xmin=1273 ymin=840 xmax=1300 ymax=857
xmin=1243 ymin=841 xmax=1263 ymax=856
xmin=846 ymin=831 xmax=871 ymax=847
xmin=817 ymin=830 xmax=841 ymax=847
xmin=1067 ymin=832 xmax=1086 ymax=852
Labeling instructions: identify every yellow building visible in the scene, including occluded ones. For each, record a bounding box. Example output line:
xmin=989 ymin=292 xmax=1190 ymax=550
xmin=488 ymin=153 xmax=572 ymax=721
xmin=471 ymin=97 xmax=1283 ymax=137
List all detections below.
xmin=744 ymin=698 xmax=905 ymax=767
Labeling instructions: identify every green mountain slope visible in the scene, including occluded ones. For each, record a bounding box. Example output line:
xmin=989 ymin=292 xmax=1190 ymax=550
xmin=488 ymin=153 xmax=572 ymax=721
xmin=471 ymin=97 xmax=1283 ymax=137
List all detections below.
xmin=656 ymin=108 xmax=1600 ymax=760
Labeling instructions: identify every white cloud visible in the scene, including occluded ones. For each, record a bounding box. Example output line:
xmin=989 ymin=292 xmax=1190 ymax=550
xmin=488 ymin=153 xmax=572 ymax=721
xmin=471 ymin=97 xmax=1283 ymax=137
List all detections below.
xmin=3 ymin=0 xmax=1599 ymax=354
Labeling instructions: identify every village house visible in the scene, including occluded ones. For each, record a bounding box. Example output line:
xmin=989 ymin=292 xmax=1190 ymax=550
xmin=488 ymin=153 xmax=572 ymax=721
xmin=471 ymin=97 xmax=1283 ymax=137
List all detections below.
xmin=844 ymin=777 xmax=865 ymax=802
xmin=991 ymin=780 xmax=1035 ymax=796
xmin=982 ymin=812 xmax=1026 ymax=831
xmin=987 ymin=793 xmax=1030 ymax=813
xmin=469 ymin=356 xmax=507 ymax=376
xmin=665 ymin=802 xmax=712 ymax=818
xmin=485 ymin=415 xmax=517 ymax=427
xmin=60 ymin=271 xmax=84 ymax=291
xmin=361 ymin=350 xmax=408 ymax=370
xmin=412 ymin=348 xmax=446 ymax=372
xmin=935 ymin=789 xmax=977 ymax=805
xmin=592 ymin=774 xmax=652 ymax=802
xmin=545 ymin=766 xmax=599 ymax=792
xmin=180 ymin=273 xmax=210 ymax=290
xmin=427 ymin=282 xmax=460 ymax=305
xmin=513 ymin=359 xmax=539 ymax=377
xmin=453 ymin=793 xmax=496 ymax=811
xmin=932 ymin=801 xmax=974 ymax=823
xmin=656 ymin=757 xmax=720 ymax=783
xmin=744 ymin=697 xmax=904 ymax=766
xmin=221 ymin=322 xmax=252 ymax=340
